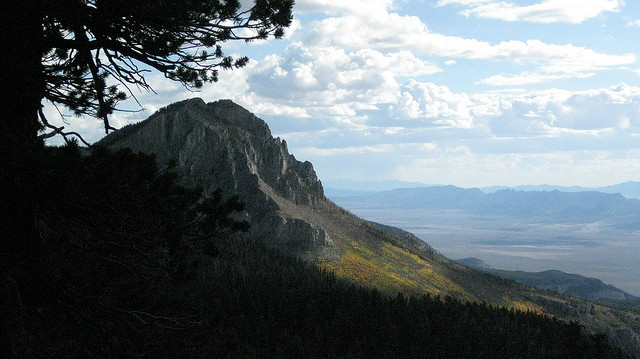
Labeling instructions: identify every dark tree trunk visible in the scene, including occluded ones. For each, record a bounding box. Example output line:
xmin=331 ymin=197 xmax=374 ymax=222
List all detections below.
xmin=1 ymin=6 xmax=49 ymax=355
xmin=1 ymin=1 xmax=45 ymax=154
xmin=0 ymin=2 xmax=46 ymax=253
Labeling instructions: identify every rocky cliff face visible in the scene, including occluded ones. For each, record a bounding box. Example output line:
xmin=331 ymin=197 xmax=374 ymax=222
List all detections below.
xmin=98 ymin=98 xmax=328 ymax=247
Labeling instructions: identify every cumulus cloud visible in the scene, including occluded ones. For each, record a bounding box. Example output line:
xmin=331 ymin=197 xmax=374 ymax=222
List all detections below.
xmin=490 ymin=84 xmax=640 ymax=138
xmin=294 ymin=0 xmax=394 ymax=16
xmin=297 ymin=144 xmax=394 ymax=156
xmin=480 ymin=71 xmax=595 ymax=86
xmin=212 ymin=2 xmax=640 ymax=187
xmin=437 ymin=0 xmax=622 ymax=24
xmin=384 ymin=82 xmax=640 ymax=137
xmin=552 ymin=84 xmax=640 ymax=130
xmin=243 ymin=42 xmax=441 ymax=123
xmin=389 ymin=81 xmax=479 ymax=128
xmin=303 ymin=11 xmax=634 ymax=85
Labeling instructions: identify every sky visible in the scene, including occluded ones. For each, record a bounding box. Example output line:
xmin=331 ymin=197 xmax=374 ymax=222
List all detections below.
xmin=46 ymin=0 xmax=640 ymax=189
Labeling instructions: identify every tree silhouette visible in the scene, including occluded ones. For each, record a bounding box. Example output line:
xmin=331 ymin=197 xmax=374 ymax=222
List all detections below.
xmin=1 ymin=0 xmax=294 ymax=151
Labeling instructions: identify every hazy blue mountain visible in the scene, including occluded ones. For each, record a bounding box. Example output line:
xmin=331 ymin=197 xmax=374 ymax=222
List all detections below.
xmin=323 ymin=179 xmax=432 ymax=193
xmin=331 ymin=185 xmax=640 ymax=222
xmin=333 ymin=185 xmax=484 ymax=209
xmin=482 ymin=185 xmax=587 ymax=194
xmin=324 ymin=180 xmax=640 ymax=199
xmin=323 ymin=188 xmax=379 ymax=198
xmin=600 ymin=182 xmax=640 ymax=199
xmin=482 ymin=182 xmax=640 ymax=199
xmin=457 ymin=258 xmax=638 ymax=301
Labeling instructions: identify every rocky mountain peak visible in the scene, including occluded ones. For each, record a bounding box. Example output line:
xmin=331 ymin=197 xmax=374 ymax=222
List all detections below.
xmin=98 ymin=98 xmax=328 ymax=247
xmin=102 ymin=98 xmax=324 ymax=204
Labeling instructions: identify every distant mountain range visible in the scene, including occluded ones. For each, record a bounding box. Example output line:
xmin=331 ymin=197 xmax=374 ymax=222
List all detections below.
xmin=330 ymin=185 xmax=640 ymax=223
xmin=456 ymin=258 xmax=638 ymax=301
xmin=483 ymin=182 xmax=640 ymax=200
xmin=323 ymin=179 xmax=432 ymax=194
xmin=324 ymin=180 xmax=640 ymax=199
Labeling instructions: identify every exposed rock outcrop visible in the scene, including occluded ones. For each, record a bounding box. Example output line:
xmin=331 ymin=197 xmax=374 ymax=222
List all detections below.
xmin=99 ymin=98 xmax=326 ymax=247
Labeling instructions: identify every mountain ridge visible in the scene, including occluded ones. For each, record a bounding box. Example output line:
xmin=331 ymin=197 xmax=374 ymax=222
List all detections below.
xmin=331 ymin=185 xmax=640 ymax=221
xmin=325 ymin=181 xmax=640 ymax=199
xmin=457 ymin=258 xmax=638 ymax=301
xmin=483 ymin=182 xmax=640 ymax=199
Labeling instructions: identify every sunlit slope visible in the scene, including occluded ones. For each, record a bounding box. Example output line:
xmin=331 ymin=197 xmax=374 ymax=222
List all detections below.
xmin=282 ymin=199 xmax=536 ymax=305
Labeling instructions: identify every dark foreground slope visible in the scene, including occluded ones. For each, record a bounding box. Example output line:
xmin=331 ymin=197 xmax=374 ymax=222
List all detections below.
xmin=96 ymin=98 xmax=640 ymax=357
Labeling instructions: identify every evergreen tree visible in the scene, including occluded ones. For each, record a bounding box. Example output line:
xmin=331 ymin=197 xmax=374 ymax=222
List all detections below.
xmin=1 ymin=0 xmax=294 ymax=152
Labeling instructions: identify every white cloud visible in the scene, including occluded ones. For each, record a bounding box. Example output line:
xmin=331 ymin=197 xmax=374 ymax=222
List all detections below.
xmin=352 ymin=49 xmax=442 ymax=77
xmin=284 ymin=18 xmax=303 ymax=39
xmin=437 ymin=0 xmax=622 ymax=24
xmin=294 ymin=0 xmax=394 ymax=16
xmin=488 ymin=84 xmax=640 ymax=137
xmin=552 ymin=84 xmax=640 ymax=130
xmin=480 ymin=72 xmax=595 ymax=86
xmin=297 ymin=144 xmax=394 ymax=156
xmin=303 ymin=12 xmax=634 ymax=84
xmin=244 ymin=43 xmax=427 ymax=121
xmin=305 ymin=12 xmax=482 ymax=56
xmin=389 ymin=81 xmax=479 ymax=128
xmin=394 ymin=149 xmax=640 ymax=188
xmin=472 ymin=38 xmax=635 ymax=86
xmin=238 ymin=100 xmax=311 ymax=118
xmin=479 ymin=40 xmax=634 ymax=85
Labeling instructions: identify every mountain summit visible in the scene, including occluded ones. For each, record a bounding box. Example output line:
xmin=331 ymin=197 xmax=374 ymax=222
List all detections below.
xmin=100 ymin=98 xmax=328 ymax=248
xmin=100 ymin=98 xmax=323 ymax=204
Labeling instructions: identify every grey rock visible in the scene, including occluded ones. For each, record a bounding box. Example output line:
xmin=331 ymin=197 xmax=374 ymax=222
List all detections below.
xmin=98 ymin=98 xmax=326 ymax=249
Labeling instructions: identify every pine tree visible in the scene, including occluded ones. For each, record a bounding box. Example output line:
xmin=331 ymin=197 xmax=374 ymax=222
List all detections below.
xmin=1 ymin=0 xmax=294 ymax=153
